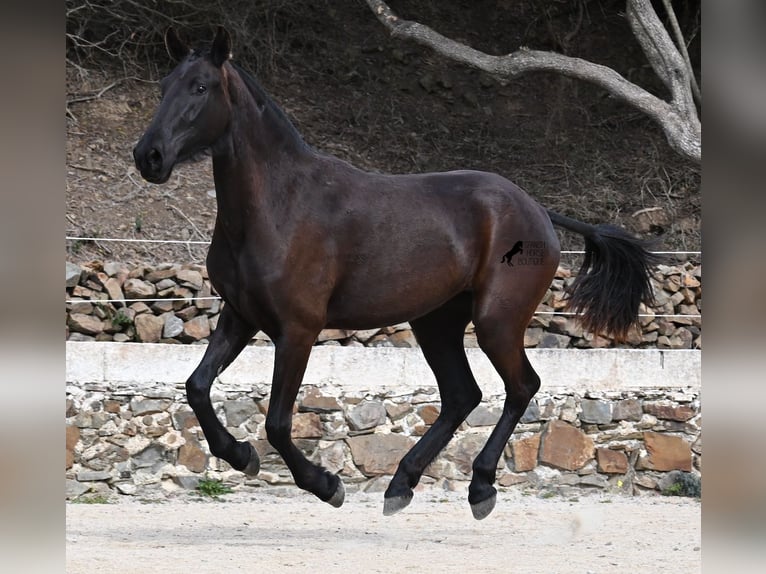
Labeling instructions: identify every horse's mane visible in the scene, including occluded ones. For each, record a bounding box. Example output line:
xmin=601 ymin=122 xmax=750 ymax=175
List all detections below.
xmin=230 ymin=61 xmax=308 ymax=150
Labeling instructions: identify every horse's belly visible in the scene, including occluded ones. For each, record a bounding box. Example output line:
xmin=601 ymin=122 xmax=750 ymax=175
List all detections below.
xmin=324 ymin=256 xmax=471 ymax=329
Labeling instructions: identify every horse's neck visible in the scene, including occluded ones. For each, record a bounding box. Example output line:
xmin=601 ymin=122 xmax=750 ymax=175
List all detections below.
xmin=210 ymin=68 xmax=313 ymax=243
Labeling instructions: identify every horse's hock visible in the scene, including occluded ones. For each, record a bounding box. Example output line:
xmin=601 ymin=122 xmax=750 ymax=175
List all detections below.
xmin=65 ymin=342 xmax=701 ymax=501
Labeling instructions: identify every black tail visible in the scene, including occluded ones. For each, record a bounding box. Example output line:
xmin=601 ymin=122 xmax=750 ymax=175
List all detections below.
xmin=547 ymin=210 xmax=662 ymax=341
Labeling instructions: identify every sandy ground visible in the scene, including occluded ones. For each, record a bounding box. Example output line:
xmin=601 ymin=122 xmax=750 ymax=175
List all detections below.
xmin=66 ymin=489 xmax=700 ymax=574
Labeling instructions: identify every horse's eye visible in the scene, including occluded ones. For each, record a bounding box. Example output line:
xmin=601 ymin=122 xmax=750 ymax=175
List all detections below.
xmin=196 ymin=84 xmax=207 ymax=94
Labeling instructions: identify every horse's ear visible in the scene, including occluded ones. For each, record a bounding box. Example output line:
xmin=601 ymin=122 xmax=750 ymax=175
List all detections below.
xmin=165 ymin=27 xmax=190 ymax=62
xmin=210 ymin=26 xmax=232 ymax=67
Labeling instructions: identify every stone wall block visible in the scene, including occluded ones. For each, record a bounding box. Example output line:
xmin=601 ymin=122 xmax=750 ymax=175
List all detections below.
xmin=347 ymin=434 xmax=415 ymax=476
xmin=511 ymin=433 xmax=541 ymax=472
xmin=539 ymin=420 xmax=595 ymax=471
xmin=640 ymin=431 xmax=692 ymax=471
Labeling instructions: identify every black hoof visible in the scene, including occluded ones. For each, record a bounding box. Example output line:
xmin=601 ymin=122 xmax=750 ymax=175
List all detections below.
xmin=242 ymin=442 xmax=260 ymax=476
xmin=326 ymin=478 xmax=345 ymax=508
xmin=470 ymin=491 xmax=497 ymax=520
xmin=383 ymin=491 xmax=413 ymax=516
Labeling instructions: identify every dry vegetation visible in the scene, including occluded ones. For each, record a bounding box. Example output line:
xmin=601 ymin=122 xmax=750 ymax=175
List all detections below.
xmin=66 ymin=0 xmax=700 ymax=266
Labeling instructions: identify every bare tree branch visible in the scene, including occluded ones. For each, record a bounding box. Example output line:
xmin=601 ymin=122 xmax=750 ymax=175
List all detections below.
xmin=364 ymin=0 xmax=700 ymax=164
xmin=660 ymin=0 xmax=701 ymax=104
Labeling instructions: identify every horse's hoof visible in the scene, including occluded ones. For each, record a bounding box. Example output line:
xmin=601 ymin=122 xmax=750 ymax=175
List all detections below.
xmin=242 ymin=442 xmax=260 ymax=476
xmin=470 ymin=491 xmax=497 ymax=520
xmin=383 ymin=492 xmax=413 ymax=516
xmin=326 ymin=478 xmax=345 ymax=508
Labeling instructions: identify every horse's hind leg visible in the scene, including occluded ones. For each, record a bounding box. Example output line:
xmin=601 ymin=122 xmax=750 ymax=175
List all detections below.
xmin=185 ymin=304 xmax=259 ymax=474
xmin=384 ymin=292 xmax=481 ymax=515
xmin=468 ymin=316 xmax=541 ymax=520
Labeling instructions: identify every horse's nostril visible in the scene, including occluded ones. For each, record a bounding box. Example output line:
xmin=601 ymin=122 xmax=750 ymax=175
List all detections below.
xmin=148 ymin=148 xmax=163 ymax=166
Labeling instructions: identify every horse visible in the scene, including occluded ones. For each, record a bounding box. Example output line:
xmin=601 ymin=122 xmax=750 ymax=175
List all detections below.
xmin=133 ymin=27 xmax=659 ymax=520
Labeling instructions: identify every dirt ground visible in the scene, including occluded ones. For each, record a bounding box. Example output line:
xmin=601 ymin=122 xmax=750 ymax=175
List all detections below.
xmin=66 ymin=489 xmax=700 ymax=574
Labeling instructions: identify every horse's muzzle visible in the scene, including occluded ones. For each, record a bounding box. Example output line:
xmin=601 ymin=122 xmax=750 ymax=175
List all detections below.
xmin=133 ymin=140 xmax=171 ymax=184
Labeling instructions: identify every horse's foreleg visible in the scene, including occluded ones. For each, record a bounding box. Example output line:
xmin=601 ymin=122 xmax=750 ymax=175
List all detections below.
xmin=185 ymin=305 xmax=259 ymax=474
xmin=265 ymin=329 xmax=345 ymax=507
xmin=384 ymin=293 xmax=479 ymax=515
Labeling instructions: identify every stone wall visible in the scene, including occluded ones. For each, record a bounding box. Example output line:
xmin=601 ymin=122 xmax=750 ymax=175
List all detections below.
xmin=65 ymin=343 xmax=701 ymax=501
xmin=66 ymin=260 xmax=702 ymax=349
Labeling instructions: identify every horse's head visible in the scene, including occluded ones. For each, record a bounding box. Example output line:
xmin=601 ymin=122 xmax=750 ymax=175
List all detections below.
xmin=133 ymin=27 xmax=233 ymax=184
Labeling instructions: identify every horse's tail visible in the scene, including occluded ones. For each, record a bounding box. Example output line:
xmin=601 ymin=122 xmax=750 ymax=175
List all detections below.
xmin=547 ymin=209 xmax=662 ymax=341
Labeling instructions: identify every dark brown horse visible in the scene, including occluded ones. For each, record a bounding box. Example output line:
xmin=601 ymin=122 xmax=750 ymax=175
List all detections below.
xmin=133 ymin=27 xmax=658 ymax=520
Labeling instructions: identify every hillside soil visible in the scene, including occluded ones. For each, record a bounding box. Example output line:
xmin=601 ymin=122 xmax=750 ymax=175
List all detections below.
xmin=66 ymin=3 xmax=700 ymax=267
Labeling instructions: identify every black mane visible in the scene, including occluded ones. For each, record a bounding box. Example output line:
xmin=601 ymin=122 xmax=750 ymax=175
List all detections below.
xmin=230 ymin=61 xmax=309 ymax=151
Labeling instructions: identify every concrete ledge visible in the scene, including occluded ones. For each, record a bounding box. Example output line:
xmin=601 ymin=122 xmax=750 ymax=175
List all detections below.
xmin=66 ymin=342 xmax=700 ymax=395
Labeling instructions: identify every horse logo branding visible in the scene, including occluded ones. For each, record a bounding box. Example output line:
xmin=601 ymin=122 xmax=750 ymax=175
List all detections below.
xmin=501 ymin=241 xmax=524 ymax=266
xmin=501 ymin=240 xmax=546 ymax=267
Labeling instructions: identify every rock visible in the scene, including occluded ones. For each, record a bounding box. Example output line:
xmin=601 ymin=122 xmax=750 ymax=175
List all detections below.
xmin=441 ymin=433 xmax=488 ymax=475
xmin=347 ymin=400 xmax=387 ymax=431
xmin=643 ymin=401 xmax=696 ymax=422
xmin=299 ymin=387 xmax=342 ymax=413
xmin=76 ymin=469 xmax=112 ymax=482
xmin=389 ymin=330 xmax=418 ymax=348
xmin=175 ymin=306 xmax=198 ymax=322
xmin=352 ymin=329 xmax=380 ymax=343
xmin=178 ymin=432 xmax=208 ymax=473
xmin=103 ymin=277 xmax=125 ymax=306
xmin=162 ymin=314 xmax=184 ymax=338
xmin=68 ymin=313 xmax=105 ymax=336
xmin=385 ymin=403 xmax=412 ymax=421
xmin=66 ymin=479 xmax=90 ymax=499
xmin=578 ymin=473 xmax=608 ymax=488
xmin=596 ymin=448 xmax=628 ymax=474
xmin=223 ymin=400 xmax=258 ymax=427
xmin=539 ymin=420 xmax=595 ymax=471
xmin=123 ymin=278 xmax=157 ymax=299
xmin=181 ymin=316 xmax=211 ymax=342
xmin=135 ymin=313 xmax=164 ymax=342
xmin=667 ymin=327 xmax=694 ymax=349
xmin=524 ymin=327 xmax=544 ymax=347
xmin=66 ymin=425 xmax=80 ymax=469
xmin=539 ymin=333 xmax=571 ymax=348
xmin=68 ymin=299 xmax=93 ymax=314
xmin=66 ymin=262 xmax=83 ymax=288
xmin=511 ymin=433 xmax=541 ymax=472
xmin=613 ymin=398 xmax=643 ymax=421
xmin=640 ymin=432 xmax=692 ymax=471
xmin=130 ymin=398 xmax=171 ymax=416
xmin=316 ymin=441 xmax=347 ymax=474
xmin=465 ymin=405 xmax=500 ymax=427
xmin=580 ymin=399 xmax=612 ymax=424
xmin=520 ymin=401 xmax=541 ymax=423
xmin=317 ymin=329 xmax=352 ymax=342
xmin=173 ymin=475 xmax=201 ymax=490
xmin=418 ymin=404 xmax=440 ymax=425
xmin=151 ymin=300 xmax=175 ymax=314
xmin=114 ymin=482 xmax=137 ymax=495
xmin=176 ymin=269 xmax=204 ymax=290
xmin=195 ymin=281 xmax=215 ymax=310
xmin=347 ymin=433 xmax=415 ymax=476
xmin=367 ymin=334 xmax=393 ymax=347
xmin=291 ymin=412 xmax=322 ymax=438
xmin=497 ymin=473 xmax=528 ymax=487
